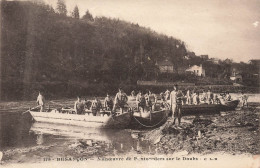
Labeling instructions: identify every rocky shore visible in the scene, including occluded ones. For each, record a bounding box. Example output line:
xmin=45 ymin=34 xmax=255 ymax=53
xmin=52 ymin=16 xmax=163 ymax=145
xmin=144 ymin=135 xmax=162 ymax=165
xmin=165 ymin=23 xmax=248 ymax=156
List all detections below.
xmin=64 ymin=102 xmax=260 ymax=157
xmin=1 ymin=101 xmax=259 ymax=165
xmin=149 ymin=102 xmax=259 ymax=155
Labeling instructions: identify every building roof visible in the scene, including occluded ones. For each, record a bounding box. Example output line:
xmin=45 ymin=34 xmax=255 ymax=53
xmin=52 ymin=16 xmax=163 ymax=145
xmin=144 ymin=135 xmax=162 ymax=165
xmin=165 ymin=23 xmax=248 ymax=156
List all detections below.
xmin=185 ymin=65 xmax=202 ymax=71
xmin=200 ymin=55 xmax=209 ymax=59
xmin=208 ymin=58 xmax=220 ymax=64
xmin=249 ymin=59 xmax=260 ymax=65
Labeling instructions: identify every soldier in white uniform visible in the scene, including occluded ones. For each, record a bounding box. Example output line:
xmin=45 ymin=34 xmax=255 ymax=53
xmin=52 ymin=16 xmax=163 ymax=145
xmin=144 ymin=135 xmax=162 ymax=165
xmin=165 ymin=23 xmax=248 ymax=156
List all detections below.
xmin=36 ymin=92 xmax=45 ymax=112
xmin=186 ymin=89 xmax=191 ymax=104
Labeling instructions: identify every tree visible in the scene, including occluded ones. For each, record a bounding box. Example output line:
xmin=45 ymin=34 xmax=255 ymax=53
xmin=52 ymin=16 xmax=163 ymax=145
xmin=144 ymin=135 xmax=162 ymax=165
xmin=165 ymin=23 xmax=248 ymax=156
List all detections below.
xmin=56 ymin=0 xmax=67 ymax=16
xmin=46 ymin=5 xmax=55 ymax=13
xmin=72 ymin=5 xmax=79 ymax=19
xmin=82 ymin=10 xmax=94 ymax=21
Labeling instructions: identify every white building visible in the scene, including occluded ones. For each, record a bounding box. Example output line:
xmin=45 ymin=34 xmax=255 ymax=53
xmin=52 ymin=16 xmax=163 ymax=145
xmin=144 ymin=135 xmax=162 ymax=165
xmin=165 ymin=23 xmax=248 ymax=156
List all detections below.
xmin=230 ymin=74 xmax=242 ymax=82
xmin=230 ymin=70 xmax=243 ymax=82
xmin=186 ymin=64 xmax=205 ymax=77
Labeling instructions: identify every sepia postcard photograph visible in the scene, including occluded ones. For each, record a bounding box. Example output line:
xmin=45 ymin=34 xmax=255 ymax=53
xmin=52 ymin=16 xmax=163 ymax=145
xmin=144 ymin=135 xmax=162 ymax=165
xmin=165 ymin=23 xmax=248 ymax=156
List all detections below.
xmin=0 ymin=0 xmax=259 ymax=167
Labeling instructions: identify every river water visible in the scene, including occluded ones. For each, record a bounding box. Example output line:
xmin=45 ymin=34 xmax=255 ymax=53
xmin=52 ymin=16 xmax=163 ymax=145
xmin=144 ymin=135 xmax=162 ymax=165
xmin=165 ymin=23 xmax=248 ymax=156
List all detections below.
xmin=1 ymin=122 xmax=155 ymax=163
xmin=0 ymin=93 xmax=259 ymax=164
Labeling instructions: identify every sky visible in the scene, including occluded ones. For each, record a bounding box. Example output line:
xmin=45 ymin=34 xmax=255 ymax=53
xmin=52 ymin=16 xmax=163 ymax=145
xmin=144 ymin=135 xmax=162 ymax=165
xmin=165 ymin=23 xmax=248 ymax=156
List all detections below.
xmin=44 ymin=0 xmax=260 ymax=62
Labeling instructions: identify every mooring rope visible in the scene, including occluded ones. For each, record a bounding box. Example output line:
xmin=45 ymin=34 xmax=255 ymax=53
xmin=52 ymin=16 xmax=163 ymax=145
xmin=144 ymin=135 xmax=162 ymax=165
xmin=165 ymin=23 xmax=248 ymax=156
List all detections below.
xmin=132 ymin=111 xmax=169 ymax=128
xmin=130 ymin=101 xmax=171 ymax=128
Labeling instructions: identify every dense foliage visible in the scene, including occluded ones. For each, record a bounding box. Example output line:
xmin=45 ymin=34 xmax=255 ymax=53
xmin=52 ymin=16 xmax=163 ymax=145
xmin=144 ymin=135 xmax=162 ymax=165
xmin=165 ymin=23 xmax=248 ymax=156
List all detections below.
xmin=1 ymin=1 xmax=258 ymax=100
xmin=0 ymin=1 xmax=187 ymax=99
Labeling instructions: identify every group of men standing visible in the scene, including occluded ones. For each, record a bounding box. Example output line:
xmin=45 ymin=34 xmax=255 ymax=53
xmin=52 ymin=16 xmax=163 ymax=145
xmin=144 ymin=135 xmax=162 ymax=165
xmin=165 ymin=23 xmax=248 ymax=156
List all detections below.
xmin=135 ymin=90 xmax=157 ymax=112
xmin=74 ymin=88 xmax=128 ymax=115
xmin=37 ymin=86 xmax=249 ymax=126
xmin=76 ymin=88 xmax=159 ymax=116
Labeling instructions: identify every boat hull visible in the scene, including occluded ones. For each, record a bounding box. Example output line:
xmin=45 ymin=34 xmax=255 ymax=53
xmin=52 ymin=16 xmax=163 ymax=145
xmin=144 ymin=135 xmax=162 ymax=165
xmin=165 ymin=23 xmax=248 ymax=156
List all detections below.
xmin=219 ymin=100 xmax=240 ymax=111
xmin=0 ymin=111 xmax=33 ymax=147
xmin=129 ymin=110 xmax=170 ymax=129
xmin=180 ymin=100 xmax=240 ymax=115
xmin=29 ymin=111 xmax=131 ymax=129
xmin=181 ymin=104 xmax=222 ymax=115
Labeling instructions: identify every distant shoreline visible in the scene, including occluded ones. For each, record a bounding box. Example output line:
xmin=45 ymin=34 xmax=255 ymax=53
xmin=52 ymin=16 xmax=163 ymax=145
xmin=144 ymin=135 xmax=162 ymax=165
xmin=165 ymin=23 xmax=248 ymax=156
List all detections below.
xmin=0 ymin=81 xmax=259 ymax=101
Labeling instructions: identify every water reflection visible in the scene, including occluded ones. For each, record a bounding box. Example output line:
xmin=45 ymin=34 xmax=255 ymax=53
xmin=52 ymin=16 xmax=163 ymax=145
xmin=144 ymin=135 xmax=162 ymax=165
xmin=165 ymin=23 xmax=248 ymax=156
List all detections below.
xmin=0 ymin=107 xmax=237 ymax=159
xmin=1 ymin=120 xmax=157 ymax=162
xmin=36 ymin=133 xmax=44 ymax=145
xmin=0 ymin=112 xmax=33 ymax=150
xmin=11 ymin=122 xmax=154 ymax=155
xmin=1 ymin=94 xmax=259 ymax=163
xmin=54 ymin=123 xmax=152 ymax=152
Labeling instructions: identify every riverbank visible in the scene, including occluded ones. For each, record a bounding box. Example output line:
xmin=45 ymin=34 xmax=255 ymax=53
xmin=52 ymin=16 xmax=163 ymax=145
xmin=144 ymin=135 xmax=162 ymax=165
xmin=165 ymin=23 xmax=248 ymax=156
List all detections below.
xmin=0 ymin=95 xmax=259 ymax=167
xmin=145 ymin=102 xmax=260 ymax=155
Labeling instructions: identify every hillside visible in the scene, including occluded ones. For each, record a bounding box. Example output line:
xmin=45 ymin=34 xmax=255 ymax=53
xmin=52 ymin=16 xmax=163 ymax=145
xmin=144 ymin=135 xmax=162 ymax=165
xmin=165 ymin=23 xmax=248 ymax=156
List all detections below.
xmin=0 ymin=1 xmax=187 ymax=100
xmin=1 ymin=1 xmax=258 ymax=100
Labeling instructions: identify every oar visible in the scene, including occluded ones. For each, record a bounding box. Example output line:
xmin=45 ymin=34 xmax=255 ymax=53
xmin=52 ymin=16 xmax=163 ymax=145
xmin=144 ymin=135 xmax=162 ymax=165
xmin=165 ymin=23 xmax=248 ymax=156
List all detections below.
xmin=29 ymin=105 xmax=41 ymax=111
xmin=23 ymin=105 xmax=41 ymax=114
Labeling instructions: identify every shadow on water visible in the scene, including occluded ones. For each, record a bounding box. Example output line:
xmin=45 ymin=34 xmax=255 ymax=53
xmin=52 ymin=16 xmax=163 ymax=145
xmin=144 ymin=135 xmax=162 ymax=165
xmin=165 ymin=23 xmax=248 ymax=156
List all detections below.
xmin=1 ymin=112 xmax=155 ymax=162
xmin=0 ymin=111 xmax=33 ymax=150
xmin=30 ymin=122 xmax=154 ymax=154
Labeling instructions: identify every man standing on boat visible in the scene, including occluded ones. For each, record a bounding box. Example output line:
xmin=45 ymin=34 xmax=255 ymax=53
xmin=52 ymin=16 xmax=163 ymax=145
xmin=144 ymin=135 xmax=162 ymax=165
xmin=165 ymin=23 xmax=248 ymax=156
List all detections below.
xmin=83 ymin=98 xmax=92 ymax=110
xmin=192 ymin=92 xmax=200 ymax=105
xmin=225 ymin=91 xmax=232 ymax=101
xmin=104 ymin=94 xmax=114 ymax=111
xmin=213 ymin=93 xmax=220 ymax=104
xmin=113 ymin=88 xmax=128 ymax=114
xmin=131 ymin=90 xmax=136 ymax=97
xmin=91 ymin=97 xmax=102 ymax=116
xmin=186 ymin=89 xmax=191 ymax=105
xmin=36 ymin=92 xmax=45 ymax=112
xmin=201 ymin=90 xmax=207 ymax=103
xmin=165 ymin=89 xmax=170 ymax=101
xmin=239 ymin=92 xmax=248 ymax=108
xmin=160 ymin=92 xmax=165 ymax=101
xmin=146 ymin=90 xmax=157 ymax=111
xmin=170 ymin=85 xmax=184 ymax=126
xmin=136 ymin=91 xmax=146 ymax=112
xmin=207 ymin=89 xmax=214 ymax=104
xmin=74 ymin=96 xmax=84 ymax=114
